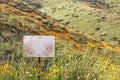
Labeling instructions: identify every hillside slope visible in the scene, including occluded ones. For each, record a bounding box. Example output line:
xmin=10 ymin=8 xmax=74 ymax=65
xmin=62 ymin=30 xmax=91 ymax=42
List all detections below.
xmin=0 ymin=0 xmax=120 ymax=54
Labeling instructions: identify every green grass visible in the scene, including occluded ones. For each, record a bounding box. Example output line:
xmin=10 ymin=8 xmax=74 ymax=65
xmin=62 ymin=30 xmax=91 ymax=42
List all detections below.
xmin=0 ymin=38 xmax=120 ymax=80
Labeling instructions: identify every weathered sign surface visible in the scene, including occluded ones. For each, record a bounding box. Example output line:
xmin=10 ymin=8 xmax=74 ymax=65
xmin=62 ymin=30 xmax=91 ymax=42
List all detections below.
xmin=23 ymin=36 xmax=55 ymax=57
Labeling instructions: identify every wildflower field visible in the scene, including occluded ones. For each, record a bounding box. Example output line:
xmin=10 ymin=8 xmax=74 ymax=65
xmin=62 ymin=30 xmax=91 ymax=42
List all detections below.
xmin=0 ymin=0 xmax=120 ymax=80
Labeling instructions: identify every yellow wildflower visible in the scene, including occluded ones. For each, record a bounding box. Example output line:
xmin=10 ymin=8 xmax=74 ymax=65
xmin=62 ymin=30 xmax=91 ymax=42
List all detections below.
xmin=76 ymin=43 xmax=81 ymax=48
xmin=109 ymin=75 xmax=115 ymax=80
xmin=53 ymin=65 xmax=56 ymax=68
xmin=33 ymin=68 xmax=37 ymax=72
xmin=93 ymin=78 xmax=96 ymax=80
xmin=78 ymin=66 xmax=80 ymax=69
xmin=77 ymin=76 xmax=80 ymax=80
xmin=48 ymin=73 xmax=52 ymax=76
xmin=23 ymin=62 xmax=26 ymax=65
xmin=53 ymin=69 xmax=58 ymax=74
xmin=86 ymin=73 xmax=90 ymax=78
xmin=26 ymin=71 xmax=29 ymax=75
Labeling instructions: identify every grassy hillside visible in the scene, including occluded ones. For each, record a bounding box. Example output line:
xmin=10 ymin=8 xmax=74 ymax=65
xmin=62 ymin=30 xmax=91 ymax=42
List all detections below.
xmin=40 ymin=0 xmax=120 ymax=45
xmin=0 ymin=0 xmax=120 ymax=80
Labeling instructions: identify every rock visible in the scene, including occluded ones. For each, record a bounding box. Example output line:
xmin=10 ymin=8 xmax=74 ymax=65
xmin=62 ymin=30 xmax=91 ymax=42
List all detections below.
xmin=112 ymin=37 xmax=118 ymax=41
xmin=74 ymin=15 xmax=79 ymax=17
xmin=101 ymin=16 xmax=106 ymax=20
xmin=41 ymin=20 xmax=49 ymax=25
xmin=64 ymin=21 xmax=70 ymax=25
xmin=36 ymin=18 xmax=41 ymax=21
xmin=24 ymin=0 xmax=42 ymax=8
xmin=41 ymin=13 xmax=47 ymax=18
xmin=11 ymin=28 xmax=16 ymax=33
xmin=72 ymin=14 xmax=79 ymax=17
xmin=118 ymin=40 xmax=120 ymax=45
xmin=98 ymin=16 xmax=106 ymax=22
xmin=95 ymin=27 xmax=101 ymax=31
xmin=22 ymin=9 xmax=33 ymax=13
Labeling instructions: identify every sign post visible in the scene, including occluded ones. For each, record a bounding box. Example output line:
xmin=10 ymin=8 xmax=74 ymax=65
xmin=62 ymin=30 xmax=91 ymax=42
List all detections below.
xmin=38 ymin=57 xmax=41 ymax=80
xmin=23 ymin=36 xmax=55 ymax=80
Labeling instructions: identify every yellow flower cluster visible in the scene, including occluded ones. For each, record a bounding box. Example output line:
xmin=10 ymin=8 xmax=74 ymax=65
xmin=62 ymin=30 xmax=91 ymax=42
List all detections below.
xmin=87 ymin=42 xmax=95 ymax=47
xmin=0 ymin=61 xmax=13 ymax=76
xmin=48 ymin=65 xmax=59 ymax=77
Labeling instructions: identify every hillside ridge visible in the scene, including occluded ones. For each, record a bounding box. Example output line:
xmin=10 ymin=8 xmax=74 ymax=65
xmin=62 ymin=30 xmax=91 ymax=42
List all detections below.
xmin=0 ymin=0 xmax=120 ymax=55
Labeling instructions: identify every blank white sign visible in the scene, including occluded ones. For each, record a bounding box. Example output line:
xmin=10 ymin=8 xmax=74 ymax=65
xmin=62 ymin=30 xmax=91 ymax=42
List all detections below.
xmin=23 ymin=36 xmax=55 ymax=57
